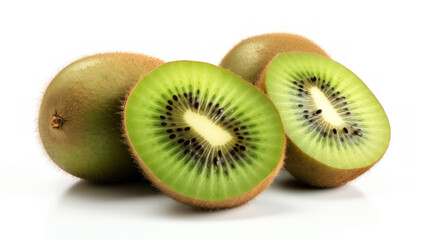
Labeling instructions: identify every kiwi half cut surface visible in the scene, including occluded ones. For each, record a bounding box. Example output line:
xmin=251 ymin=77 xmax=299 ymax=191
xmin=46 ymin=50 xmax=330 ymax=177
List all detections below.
xmin=261 ymin=53 xmax=390 ymax=187
xmin=124 ymin=61 xmax=285 ymax=209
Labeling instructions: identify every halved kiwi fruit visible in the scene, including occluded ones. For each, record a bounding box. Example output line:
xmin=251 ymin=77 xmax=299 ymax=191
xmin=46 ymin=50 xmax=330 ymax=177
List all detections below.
xmin=260 ymin=53 xmax=390 ymax=187
xmin=124 ymin=61 xmax=285 ymax=209
xmin=39 ymin=53 xmax=164 ymax=183
xmin=220 ymin=33 xmax=329 ymax=84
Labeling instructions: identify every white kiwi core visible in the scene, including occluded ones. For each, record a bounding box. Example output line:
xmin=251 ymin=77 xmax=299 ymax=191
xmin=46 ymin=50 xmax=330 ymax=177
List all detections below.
xmin=310 ymin=87 xmax=344 ymax=126
xmin=184 ymin=110 xmax=232 ymax=146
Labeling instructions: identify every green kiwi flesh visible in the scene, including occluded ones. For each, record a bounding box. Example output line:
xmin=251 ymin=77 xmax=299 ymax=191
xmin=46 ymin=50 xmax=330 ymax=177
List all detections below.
xmin=220 ymin=33 xmax=329 ymax=84
xmin=39 ymin=53 xmax=164 ymax=183
xmin=124 ymin=61 xmax=285 ymax=208
xmin=262 ymin=53 xmax=390 ymax=187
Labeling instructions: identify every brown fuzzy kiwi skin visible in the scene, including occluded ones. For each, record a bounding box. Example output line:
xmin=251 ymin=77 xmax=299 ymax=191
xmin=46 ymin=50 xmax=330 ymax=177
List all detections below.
xmin=122 ymin=63 xmax=286 ymax=209
xmin=285 ymin=139 xmax=372 ymax=188
xmin=38 ymin=53 xmax=164 ymax=183
xmin=220 ymin=33 xmax=330 ymax=84
xmin=257 ymin=59 xmax=389 ymax=188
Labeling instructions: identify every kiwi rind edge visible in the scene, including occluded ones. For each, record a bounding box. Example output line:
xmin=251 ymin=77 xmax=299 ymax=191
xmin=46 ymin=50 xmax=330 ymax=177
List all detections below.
xmin=122 ymin=61 xmax=287 ymax=209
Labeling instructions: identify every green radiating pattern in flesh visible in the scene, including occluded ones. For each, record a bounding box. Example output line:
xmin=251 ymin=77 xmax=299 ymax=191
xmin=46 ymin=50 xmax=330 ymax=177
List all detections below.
xmin=125 ymin=61 xmax=284 ymax=200
xmin=266 ymin=53 xmax=390 ymax=169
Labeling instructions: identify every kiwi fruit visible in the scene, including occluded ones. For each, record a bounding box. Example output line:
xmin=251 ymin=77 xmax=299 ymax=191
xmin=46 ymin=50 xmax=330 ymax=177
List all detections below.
xmin=39 ymin=53 xmax=164 ymax=183
xmin=124 ymin=61 xmax=285 ymax=209
xmin=220 ymin=33 xmax=329 ymax=84
xmin=260 ymin=53 xmax=390 ymax=188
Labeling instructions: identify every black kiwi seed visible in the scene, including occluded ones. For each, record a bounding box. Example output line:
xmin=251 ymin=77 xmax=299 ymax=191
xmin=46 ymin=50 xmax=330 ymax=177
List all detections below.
xmin=173 ymin=95 xmax=178 ymax=101
xmin=239 ymin=146 xmax=246 ymax=151
xmin=178 ymin=139 xmax=184 ymax=143
xmin=167 ymin=129 xmax=173 ymax=133
xmin=161 ymin=122 xmax=167 ymax=126
xmin=343 ymin=127 xmax=349 ymax=133
xmin=218 ymin=108 xmax=224 ymax=115
xmin=214 ymin=157 xmax=219 ymax=166
xmin=333 ymin=128 xmax=337 ymax=134
xmin=184 ymin=127 xmax=190 ymax=131
xmin=160 ymin=115 xmax=165 ymax=119
xmin=168 ymin=100 xmax=173 ymax=105
xmin=298 ymin=104 xmax=304 ymax=108
xmin=183 ymin=93 xmax=188 ymax=98
xmin=169 ymin=134 xmax=176 ymax=139
xmin=184 ymin=140 xmax=190 ymax=146
xmin=166 ymin=105 xmax=173 ymax=111
xmin=316 ymin=109 xmax=322 ymax=114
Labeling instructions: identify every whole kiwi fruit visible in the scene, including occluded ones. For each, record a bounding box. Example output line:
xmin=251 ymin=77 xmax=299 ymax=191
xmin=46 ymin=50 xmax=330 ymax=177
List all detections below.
xmin=39 ymin=53 xmax=164 ymax=183
xmin=220 ymin=33 xmax=329 ymax=84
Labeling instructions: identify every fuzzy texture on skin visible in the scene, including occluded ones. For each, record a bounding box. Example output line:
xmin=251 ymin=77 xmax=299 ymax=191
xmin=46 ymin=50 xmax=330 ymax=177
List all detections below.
xmin=39 ymin=53 xmax=164 ymax=183
xmin=285 ymin=139 xmax=372 ymax=188
xmin=220 ymin=33 xmax=329 ymax=84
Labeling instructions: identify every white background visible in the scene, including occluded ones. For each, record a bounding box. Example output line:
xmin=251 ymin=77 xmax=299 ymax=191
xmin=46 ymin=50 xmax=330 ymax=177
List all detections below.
xmin=1 ymin=0 xmax=426 ymax=239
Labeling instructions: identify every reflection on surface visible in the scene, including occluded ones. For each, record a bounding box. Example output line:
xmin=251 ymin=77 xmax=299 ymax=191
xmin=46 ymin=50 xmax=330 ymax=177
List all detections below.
xmin=48 ymin=171 xmax=376 ymax=240
xmin=273 ymin=171 xmax=366 ymax=199
xmin=60 ymin=179 xmax=160 ymax=201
